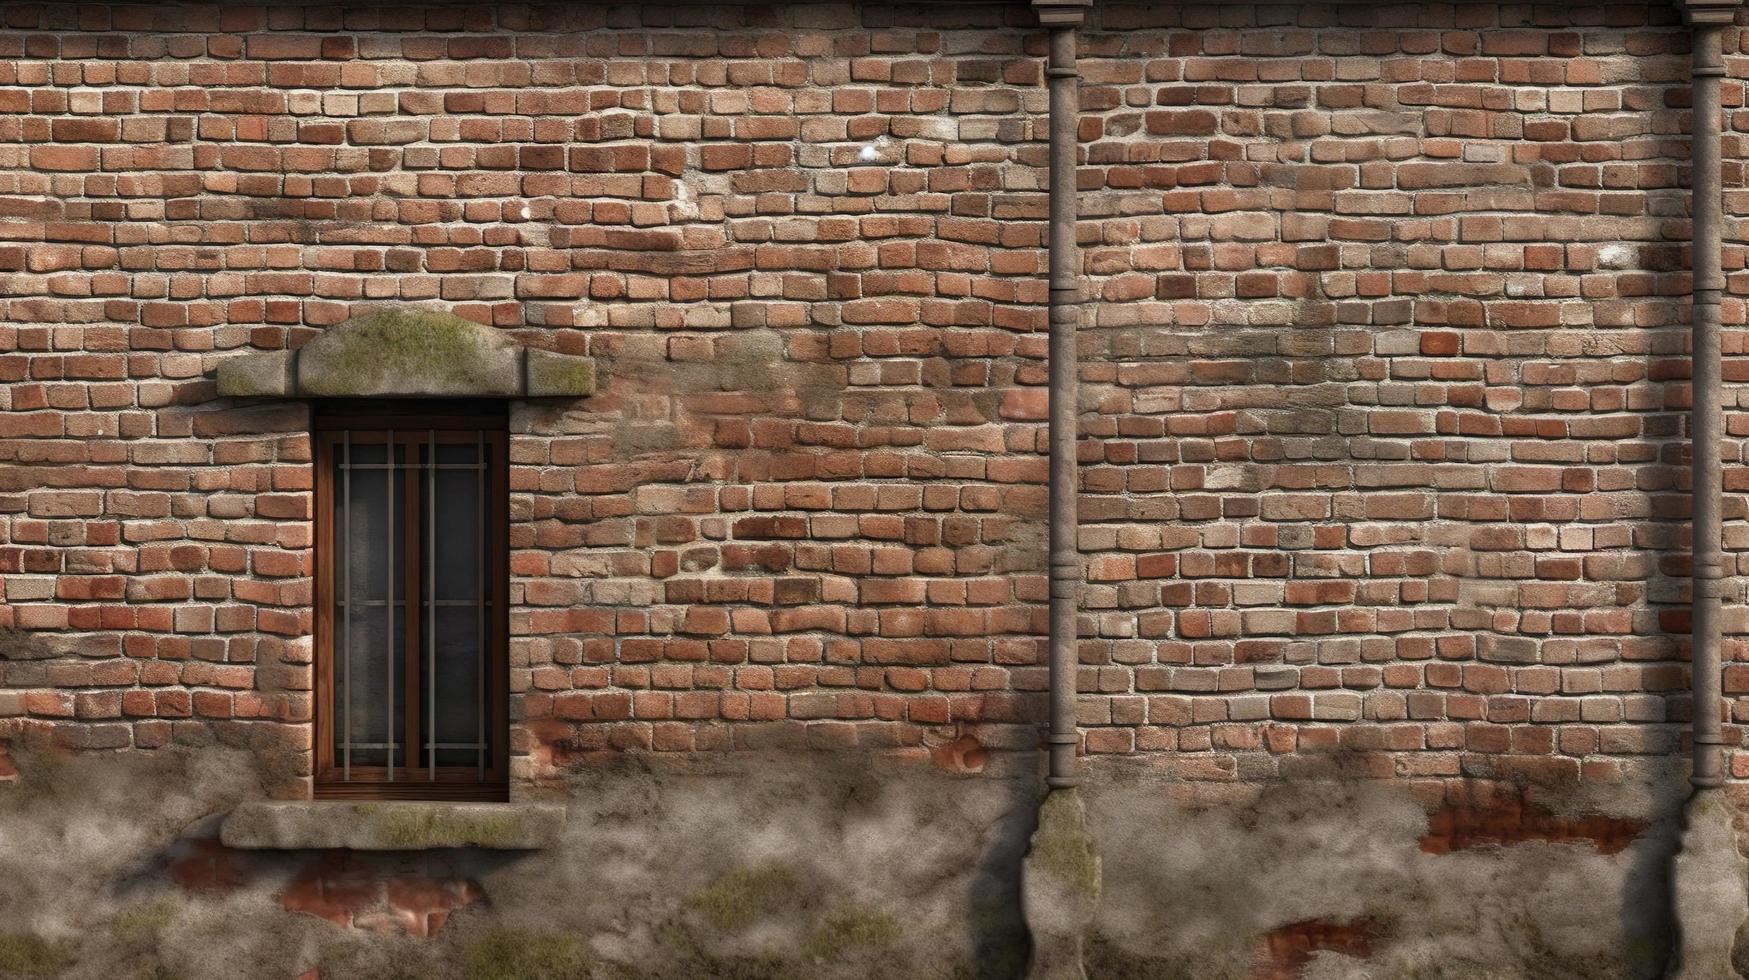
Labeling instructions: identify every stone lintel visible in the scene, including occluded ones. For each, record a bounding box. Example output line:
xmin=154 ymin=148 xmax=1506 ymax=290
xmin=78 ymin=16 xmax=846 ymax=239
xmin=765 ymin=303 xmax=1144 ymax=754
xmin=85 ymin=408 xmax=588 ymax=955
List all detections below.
xmin=220 ymin=800 xmax=567 ymax=851
xmin=216 ymin=307 xmax=594 ymax=399
xmin=1032 ymin=0 xmax=1091 ymax=27
xmin=1681 ymin=0 xmax=1740 ymax=25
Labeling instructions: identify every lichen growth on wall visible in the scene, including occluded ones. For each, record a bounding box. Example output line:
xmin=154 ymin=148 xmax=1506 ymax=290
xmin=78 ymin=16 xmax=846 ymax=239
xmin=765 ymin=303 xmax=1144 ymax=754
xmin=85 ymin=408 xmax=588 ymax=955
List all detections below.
xmin=0 ymin=933 xmax=75 ymax=977
xmin=689 ymin=865 xmax=804 ymax=931
xmin=107 ymin=901 xmax=176 ymax=943
xmin=801 ymin=904 xmax=902 ymax=959
xmin=1028 ymin=791 xmax=1100 ymax=900
xmin=461 ymin=929 xmax=590 ymax=980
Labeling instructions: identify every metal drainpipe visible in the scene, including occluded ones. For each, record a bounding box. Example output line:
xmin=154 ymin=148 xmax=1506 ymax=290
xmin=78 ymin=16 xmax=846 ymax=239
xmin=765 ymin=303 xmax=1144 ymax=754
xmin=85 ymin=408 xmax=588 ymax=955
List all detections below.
xmin=1035 ymin=0 xmax=1089 ymax=790
xmin=1686 ymin=4 xmax=1730 ymax=793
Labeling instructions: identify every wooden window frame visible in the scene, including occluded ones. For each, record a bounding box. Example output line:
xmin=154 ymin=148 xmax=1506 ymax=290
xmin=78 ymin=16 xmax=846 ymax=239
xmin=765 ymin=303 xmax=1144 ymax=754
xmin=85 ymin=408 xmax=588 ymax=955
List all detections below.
xmin=313 ymin=403 xmax=510 ymax=801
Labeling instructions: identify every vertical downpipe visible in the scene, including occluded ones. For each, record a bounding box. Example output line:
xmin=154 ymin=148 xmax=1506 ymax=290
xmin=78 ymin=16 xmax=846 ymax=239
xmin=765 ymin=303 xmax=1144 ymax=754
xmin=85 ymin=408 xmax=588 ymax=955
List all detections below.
xmin=1042 ymin=4 xmax=1086 ymax=791
xmin=1689 ymin=17 xmax=1727 ymax=794
xmin=1668 ymin=9 xmax=1749 ymax=980
xmin=1023 ymin=9 xmax=1101 ymax=980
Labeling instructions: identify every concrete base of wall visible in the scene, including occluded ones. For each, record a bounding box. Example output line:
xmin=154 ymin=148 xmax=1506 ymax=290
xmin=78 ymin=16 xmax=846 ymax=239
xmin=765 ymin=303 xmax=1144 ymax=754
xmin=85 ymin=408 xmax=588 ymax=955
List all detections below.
xmin=1668 ymin=788 xmax=1747 ymax=979
xmin=1022 ymin=788 xmax=1101 ymax=980
xmin=4 ymin=744 xmax=1739 ymax=980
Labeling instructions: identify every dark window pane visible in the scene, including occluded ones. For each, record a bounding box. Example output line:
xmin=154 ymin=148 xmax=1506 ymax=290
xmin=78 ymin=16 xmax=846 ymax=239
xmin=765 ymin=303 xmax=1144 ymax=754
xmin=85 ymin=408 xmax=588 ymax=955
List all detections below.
xmin=325 ymin=428 xmax=496 ymax=788
xmin=432 ymin=449 xmax=482 ymax=603
xmin=429 ymin=604 xmax=484 ymax=769
xmin=422 ymin=440 xmax=487 ymax=770
xmin=332 ymin=440 xmax=406 ymax=770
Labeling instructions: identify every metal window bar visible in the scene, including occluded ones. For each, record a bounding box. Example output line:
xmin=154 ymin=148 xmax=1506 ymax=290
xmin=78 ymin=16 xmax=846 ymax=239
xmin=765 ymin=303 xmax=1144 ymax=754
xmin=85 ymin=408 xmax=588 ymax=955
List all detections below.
xmin=347 ymin=742 xmax=483 ymax=749
xmin=348 ymin=742 xmax=486 ymax=749
xmin=427 ymin=430 xmax=437 ymax=780
xmin=340 ymin=599 xmax=475 ymax=608
xmin=328 ymin=463 xmax=485 ymax=470
xmin=334 ymin=429 xmax=494 ymax=783
xmin=385 ymin=427 xmax=395 ymax=781
xmin=342 ymin=431 xmax=352 ymax=782
xmin=477 ymin=431 xmax=486 ymax=779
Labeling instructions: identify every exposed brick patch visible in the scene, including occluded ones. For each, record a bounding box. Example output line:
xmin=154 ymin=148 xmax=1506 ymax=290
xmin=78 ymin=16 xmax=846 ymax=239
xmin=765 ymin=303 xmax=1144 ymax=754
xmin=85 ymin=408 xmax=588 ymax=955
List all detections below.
xmin=1253 ymin=917 xmax=1381 ymax=980
xmin=1420 ymin=789 xmax=1644 ymax=855
xmin=166 ymin=837 xmax=251 ymax=893
xmin=280 ymin=853 xmax=480 ymax=938
xmin=524 ymin=718 xmax=589 ymax=777
xmin=928 ymin=730 xmax=989 ymax=774
xmin=0 ymin=743 xmax=16 ymax=782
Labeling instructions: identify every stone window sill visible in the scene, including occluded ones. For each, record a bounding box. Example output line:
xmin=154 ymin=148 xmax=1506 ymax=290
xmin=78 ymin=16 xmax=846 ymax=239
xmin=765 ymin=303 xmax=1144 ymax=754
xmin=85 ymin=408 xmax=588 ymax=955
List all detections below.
xmin=220 ymin=801 xmax=565 ymax=851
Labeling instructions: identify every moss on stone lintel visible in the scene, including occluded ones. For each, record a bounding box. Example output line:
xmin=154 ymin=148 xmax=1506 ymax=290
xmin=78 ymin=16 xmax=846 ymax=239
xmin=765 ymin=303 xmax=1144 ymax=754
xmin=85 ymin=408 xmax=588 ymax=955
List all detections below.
xmin=524 ymin=348 xmax=595 ymax=397
xmin=220 ymin=800 xmax=565 ymax=851
xmin=298 ymin=308 xmax=520 ymax=397
xmin=215 ymin=349 xmax=293 ymax=397
xmin=214 ymin=307 xmax=595 ymax=400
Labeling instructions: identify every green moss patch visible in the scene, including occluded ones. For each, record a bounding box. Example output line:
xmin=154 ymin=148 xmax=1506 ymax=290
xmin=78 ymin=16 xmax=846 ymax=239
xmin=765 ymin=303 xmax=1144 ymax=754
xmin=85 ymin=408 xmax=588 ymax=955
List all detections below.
xmin=802 ymin=904 xmax=901 ymax=959
xmin=1031 ymin=789 xmax=1100 ymax=898
xmin=689 ymin=864 xmax=803 ymax=931
xmin=526 ymin=351 xmax=596 ymax=397
xmin=378 ymin=807 xmax=523 ymax=849
xmin=0 ymin=933 xmax=76 ymax=977
xmin=463 ymin=929 xmax=590 ymax=980
xmin=109 ymin=900 xmax=177 ymax=942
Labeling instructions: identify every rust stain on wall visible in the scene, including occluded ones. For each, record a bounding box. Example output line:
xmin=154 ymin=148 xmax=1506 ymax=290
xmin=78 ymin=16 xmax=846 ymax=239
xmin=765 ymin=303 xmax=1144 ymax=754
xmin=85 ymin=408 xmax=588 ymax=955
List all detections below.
xmin=1253 ymin=917 xmax=1381 ymax=980
xmin=1420 ymin=790 xmax=1645 ymax=855
xmin=166 ymin=837 xmax=252 ymax=893
xmin=280 ymin=853 xmax=481 ymax=938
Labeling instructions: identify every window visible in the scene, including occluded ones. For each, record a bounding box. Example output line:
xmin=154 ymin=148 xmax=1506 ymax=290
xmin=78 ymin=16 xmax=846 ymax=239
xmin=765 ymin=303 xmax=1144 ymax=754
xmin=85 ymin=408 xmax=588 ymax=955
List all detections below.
xmin=313 ymin=406 xmax=508 ymax=800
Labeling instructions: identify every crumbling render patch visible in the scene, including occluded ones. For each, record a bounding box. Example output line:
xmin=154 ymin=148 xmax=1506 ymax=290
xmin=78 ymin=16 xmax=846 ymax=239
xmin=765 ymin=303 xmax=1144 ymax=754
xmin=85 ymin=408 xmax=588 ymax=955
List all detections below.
xmin=0 ymin=746 xmax=1032 ymax=980
xmin=1085 ymin=771 xmax=1677 ymax=980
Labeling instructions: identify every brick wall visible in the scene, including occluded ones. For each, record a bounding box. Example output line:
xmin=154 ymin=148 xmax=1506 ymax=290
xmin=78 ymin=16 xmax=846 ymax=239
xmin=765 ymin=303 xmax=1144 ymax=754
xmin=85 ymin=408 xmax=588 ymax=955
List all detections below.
xmin=0 ymin=2 xmax=1732 ymax=799
xmin=1075 ymin=3 xmax=1719 ymax=794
